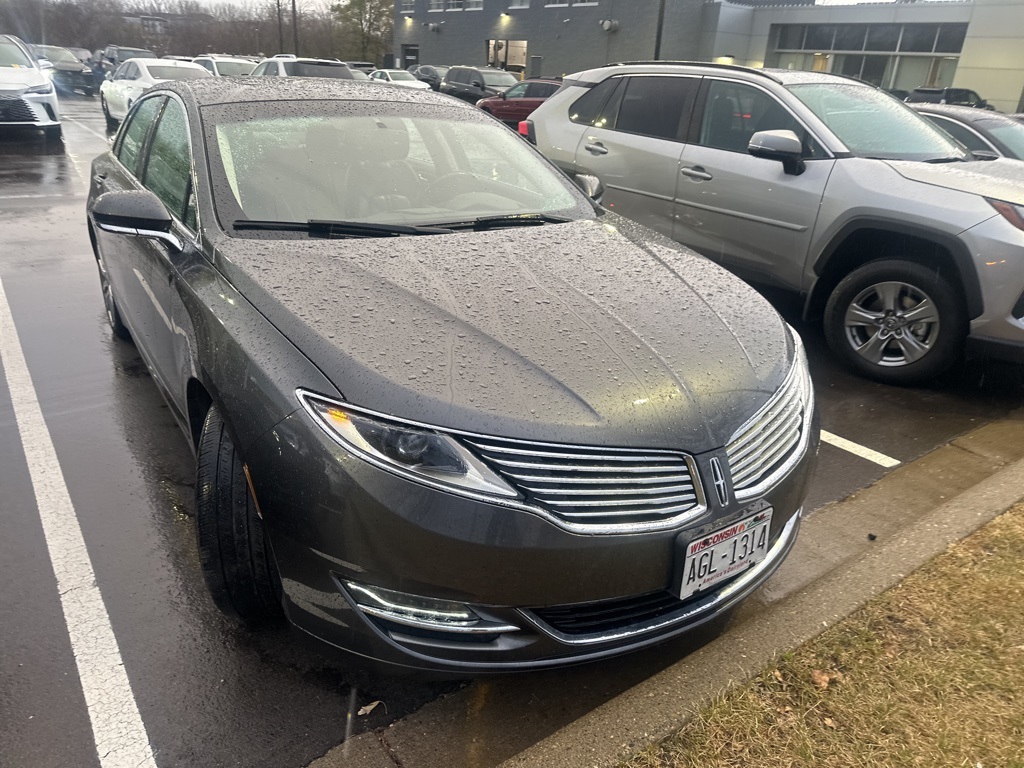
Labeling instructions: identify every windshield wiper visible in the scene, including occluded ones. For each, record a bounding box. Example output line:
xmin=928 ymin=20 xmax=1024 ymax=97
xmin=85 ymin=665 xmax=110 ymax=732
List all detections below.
xmin=923 ymin=155 xmax=967 ymax=164
xmin=436 ymin=213 xmax=572 ymax=231
xmin=233 ymin=219 xmax=454 ymax=237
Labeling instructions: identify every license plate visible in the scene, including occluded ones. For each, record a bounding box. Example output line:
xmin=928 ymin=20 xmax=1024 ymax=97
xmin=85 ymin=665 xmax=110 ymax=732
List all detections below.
xmin=679 ymin=508 xmax=773 ymax=600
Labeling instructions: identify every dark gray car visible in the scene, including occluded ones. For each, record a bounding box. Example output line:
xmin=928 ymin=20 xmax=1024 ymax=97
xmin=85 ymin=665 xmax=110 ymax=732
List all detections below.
xmin=86 ymin=78 xmax=817 ymax=674
xmin=913 ymin=104 xmax=1024 ymax=160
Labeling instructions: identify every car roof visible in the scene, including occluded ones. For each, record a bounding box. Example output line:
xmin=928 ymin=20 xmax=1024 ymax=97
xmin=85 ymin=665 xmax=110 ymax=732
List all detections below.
xmin=130 ymin=58 xmax=209 ymax=69
xmin=197 ymin=56 xmax=254 ymax=64
xmin=159 ymin=76 xmax=473 ymax=108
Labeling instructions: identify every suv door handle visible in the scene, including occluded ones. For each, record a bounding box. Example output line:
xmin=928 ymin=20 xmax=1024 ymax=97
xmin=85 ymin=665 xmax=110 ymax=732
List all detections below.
xmin=584 ymin=142 xmax=609 ymax=156
xmin=680 ymin=166 xmax=713 ymax=181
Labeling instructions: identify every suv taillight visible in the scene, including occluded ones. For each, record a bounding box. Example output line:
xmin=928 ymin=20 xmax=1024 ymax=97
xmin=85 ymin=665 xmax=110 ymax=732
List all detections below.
xmin=518 ymin=119 xmax=536 ymax=144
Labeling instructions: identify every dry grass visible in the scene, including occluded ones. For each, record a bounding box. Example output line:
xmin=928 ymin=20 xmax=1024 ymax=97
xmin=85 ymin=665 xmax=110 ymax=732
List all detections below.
xmin=624 ymin=504 xmax=1024 ymax=768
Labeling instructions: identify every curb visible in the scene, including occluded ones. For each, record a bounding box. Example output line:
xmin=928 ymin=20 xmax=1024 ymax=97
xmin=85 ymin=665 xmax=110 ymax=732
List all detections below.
xmin=497 ymin=455 xmax=1024 ymax=768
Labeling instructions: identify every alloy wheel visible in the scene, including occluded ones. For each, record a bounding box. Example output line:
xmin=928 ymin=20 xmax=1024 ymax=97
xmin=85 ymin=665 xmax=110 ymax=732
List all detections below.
xmin=842 ymin=280 xmax=940 ymax=368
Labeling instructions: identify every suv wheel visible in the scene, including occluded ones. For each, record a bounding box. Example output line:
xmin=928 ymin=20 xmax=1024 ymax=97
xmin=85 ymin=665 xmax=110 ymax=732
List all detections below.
xmin=824 ymin=260 xmax=965 ymax=385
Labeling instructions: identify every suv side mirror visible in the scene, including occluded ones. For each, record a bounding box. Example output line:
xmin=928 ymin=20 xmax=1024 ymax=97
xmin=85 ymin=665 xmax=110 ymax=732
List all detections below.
xmin=471 ymin=79 xmax=482 ymax=88
xmin=92 ymin=190 xmax=182 ymax=251
xmin=748 ymin=129 xmax=805 ymax=176
xmin=38 ymin=59 xmax=54 ymax=71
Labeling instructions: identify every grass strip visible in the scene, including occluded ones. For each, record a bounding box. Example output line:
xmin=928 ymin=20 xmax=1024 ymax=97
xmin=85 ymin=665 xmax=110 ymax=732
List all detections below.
xmin=623 ymin=504 xmax=1024 ymax=768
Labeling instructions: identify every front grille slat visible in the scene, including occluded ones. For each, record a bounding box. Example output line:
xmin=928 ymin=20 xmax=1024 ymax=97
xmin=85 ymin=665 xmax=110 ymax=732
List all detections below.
xmin=726 ymin=359 xmax=810 ymax=498
xmin=531 ymin=590 xmax=685 ymax=634
xmin=0 ymin=97 xmax=36 ymax=123
xmin=467 ymin=436 xmax=701 ymax=531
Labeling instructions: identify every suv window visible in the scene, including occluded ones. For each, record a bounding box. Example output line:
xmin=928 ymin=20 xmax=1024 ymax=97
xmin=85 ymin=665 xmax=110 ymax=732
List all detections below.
xmin=615 ymin=76 xmax=698 ymax=141
xmin=283 ymin=61 xmax=352 ymax=78
xmin=924 ymin=115 xmax=990 ymax=153
xmin=196 ymin=59 xmax=214 ymax=72
xmin=569 ymin=77 xmax=620 ymax=126
xmin=504 ymin=82 xmax=529 ymax=99
xmin=526 ymin=82 xmax=559 ymax=99
xmin=448 ymin=68 xmax=468 ymax=84
xmin=699 ymin=80 xmax=823 ymax=156
xmin=116 ymin=96 xmax=163 ymax=175
xmin=142 ymin=98 xmax=193 ymax=224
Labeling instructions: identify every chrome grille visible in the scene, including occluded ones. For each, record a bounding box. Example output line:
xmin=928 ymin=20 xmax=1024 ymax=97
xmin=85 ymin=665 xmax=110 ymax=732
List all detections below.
xmin=464 ymin=437 xmax=703 ymax=532
xmin=726 ymin=351 xmax=812 ymax=500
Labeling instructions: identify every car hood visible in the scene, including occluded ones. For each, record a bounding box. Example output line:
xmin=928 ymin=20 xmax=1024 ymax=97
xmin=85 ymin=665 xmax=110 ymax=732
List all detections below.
xmin=213 ymin=217 xmax=793 ymax=453
xmin=886 ymin=158 xmax=1024 ymax=206
xmin=0 ymin=67 xmax=46 ymax=90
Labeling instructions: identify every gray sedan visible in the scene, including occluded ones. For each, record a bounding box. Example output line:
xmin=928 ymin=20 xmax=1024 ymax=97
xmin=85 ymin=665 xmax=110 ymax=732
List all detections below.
xmin=86 ymin=78 xmax=817 ymax=674
xmin=912 ymin=103 xmax=1024 ymax=160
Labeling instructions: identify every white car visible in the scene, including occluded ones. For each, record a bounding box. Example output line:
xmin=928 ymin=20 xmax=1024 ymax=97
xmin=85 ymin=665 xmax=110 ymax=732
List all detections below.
xmin=192 ymin=56 xmax=256 ymax=77
xmin=100 ymin=58 xmax=211 ymax=125
xmin=369 ymin=69 xmax=431 ymax=90
xmin=0 ymin=34 xmax=62 ymax=141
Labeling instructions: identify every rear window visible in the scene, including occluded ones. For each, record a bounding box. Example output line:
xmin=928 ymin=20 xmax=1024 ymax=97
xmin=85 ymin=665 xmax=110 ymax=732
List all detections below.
xmin=482 ymin=71 xmax=518 ymax=88
xmin=148 ymin=66 xmax=212 ymax=81
xmin=283 ymin=61 xmax=353 ymax=78
xmin=216 ymin=61 xmax=256 ymax=77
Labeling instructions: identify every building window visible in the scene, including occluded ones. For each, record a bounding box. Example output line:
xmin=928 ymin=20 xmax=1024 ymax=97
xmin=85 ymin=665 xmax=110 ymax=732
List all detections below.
xmin=466 ymin=0 xmax=483 ymax=8
xmin=401 ymin=0 xmax=415 ymax=11
xmin=776 ymin=23 xmax=967 ymax=56
xmin=428 ymin=0 xmax=444 ymax=9
xmin=509 ymin=0 xmax=529 ymax=6
xmin=447 ymin=0 xmax=464 ymax=9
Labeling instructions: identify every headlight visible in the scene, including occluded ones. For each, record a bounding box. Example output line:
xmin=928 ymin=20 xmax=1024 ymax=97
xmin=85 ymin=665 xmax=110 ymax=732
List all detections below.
xmin=986 ymin=198 xmax=1024 ymax=233
xmin=298 ymin=391 xmax=518 ymax=499
xmin=26 ymin=81 xmax=54 ymax=94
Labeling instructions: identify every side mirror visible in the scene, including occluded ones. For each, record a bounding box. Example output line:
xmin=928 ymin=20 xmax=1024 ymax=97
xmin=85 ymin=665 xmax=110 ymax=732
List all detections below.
xmin=574 ymin=173 xmax=604 ymax=203
xmin=38 ymin=59 xmax=54 ymax=71
xmin=105 ymin=71 xmax=113 ymax=80
xmin=499 ymin=90 xmax=507 ymax=100
xmin=747 ymin=129 xmax=805 ymax=176
xmin=471 ymin=79 xmax=482 ymax=88
xmin=92 ymin=190 xmax=182 ymax=251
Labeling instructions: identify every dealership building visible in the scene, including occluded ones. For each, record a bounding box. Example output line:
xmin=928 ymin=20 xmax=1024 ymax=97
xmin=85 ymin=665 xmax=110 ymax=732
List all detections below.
xmin=392 ymin=0 xmax=1024 ymax=113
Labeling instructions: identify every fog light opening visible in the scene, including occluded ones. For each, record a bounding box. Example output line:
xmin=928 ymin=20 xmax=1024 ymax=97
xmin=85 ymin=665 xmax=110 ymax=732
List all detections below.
xmin=344 ymin=581 xmax=521 ymax=634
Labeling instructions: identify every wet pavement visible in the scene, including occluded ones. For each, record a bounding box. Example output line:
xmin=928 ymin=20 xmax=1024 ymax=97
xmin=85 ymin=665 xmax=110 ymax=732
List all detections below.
xmin=1 ymin=94 xmax=1023 ymax=768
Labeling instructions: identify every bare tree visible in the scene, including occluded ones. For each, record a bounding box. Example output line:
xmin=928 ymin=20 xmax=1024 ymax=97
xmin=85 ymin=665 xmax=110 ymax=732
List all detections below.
xmin=331 ymin=0 xmax=391 ymax=63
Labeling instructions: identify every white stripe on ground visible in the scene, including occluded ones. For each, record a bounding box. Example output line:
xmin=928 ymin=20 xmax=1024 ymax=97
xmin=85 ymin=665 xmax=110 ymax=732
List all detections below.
xmin=64 ymin=116 xmax=110 ymax=142
xmin=821 ymin=430 xmax=901 ymax=468
xmin=0 ymin=277 xmax=157 ymax=768
xmin=0 ymin=193 xmax=74 ymax=200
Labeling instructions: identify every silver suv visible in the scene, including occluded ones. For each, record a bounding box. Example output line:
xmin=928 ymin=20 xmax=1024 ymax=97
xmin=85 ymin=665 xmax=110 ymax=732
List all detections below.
xmin=527 ymin=63 xmax=1024 ymax=384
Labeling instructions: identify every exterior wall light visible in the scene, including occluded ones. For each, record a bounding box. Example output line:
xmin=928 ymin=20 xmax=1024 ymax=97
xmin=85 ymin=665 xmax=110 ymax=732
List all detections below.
xmin=599 ymin=19 xmax=619 ymax=32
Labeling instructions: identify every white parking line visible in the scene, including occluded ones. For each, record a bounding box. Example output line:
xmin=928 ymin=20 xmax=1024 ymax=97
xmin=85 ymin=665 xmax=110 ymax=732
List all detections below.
xmin=63 ymin=115 xmax=110 ymax=143
xmin=821 ymin=430 xmax=901 ymax=468
xmin=0 ymin=278 xmax=157 ymax=768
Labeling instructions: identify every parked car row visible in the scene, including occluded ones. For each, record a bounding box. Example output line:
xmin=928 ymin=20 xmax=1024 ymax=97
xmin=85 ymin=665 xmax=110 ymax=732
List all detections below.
xmin=0 ymin=33 xmax=62 ymax=141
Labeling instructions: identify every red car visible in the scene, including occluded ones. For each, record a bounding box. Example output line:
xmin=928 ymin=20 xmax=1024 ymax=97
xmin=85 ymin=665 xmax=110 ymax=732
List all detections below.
xmin=477 ymin=77 xmax=561 ymax=126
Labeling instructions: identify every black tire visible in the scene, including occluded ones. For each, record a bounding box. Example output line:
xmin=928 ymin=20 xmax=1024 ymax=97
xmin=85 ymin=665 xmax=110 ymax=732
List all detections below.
xmin=824 ymin=259 xmax=966 ymax=385
xmin=95 ymin=252 xmax=131 ymax=341
xmin=195 ymin=405 xmax=284 ymax=625
xmin=101 ymin=95 xmax=118 ymax=129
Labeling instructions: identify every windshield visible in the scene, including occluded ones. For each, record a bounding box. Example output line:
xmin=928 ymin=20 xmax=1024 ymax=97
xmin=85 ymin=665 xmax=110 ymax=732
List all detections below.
xmin=0 ymin=40 xmax=33 ymax=68
xmin=34 ymin=46 xmax=78 ymax=65
xmin=388 ymin=71 xmax=416 ymax=81
xmin=202 ymin=101 xmax=592 ymax=236
xmin=984 ymin=120 xmax=1024 ymax=159
xmin=482 ymin=71 xmax=518 ymax=88
xmin=119 ymin=48 xmax=154 ymax=60
xmin=789 ymin=83 xmax=967 ymax=162
xmin=148 ymin=65 xmax=212 ymax=81
xmin=283 ymin=61 xmax=352 ymax=78
xmin=216 ymin=61 xmax=256 ymax=76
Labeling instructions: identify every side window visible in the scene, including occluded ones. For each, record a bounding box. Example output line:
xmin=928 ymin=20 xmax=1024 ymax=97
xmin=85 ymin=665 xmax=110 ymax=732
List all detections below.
xmin=925 ymin=115 xmax=990 ymax=153
xmin=116 ymin=96 xmax=163 ymax=176
xmin=504 ymin=82 xmax=529 ymax=99
xmin=613 ymin=76 xmax=698 ymax=141
xmin=142 ymin=99 xmax=193 ymax=224
xmin=124 ymin=62 xmax=139 ymax=80
xmin=113 ymin=62 xmax=129 ymax=80
xmin=197 ymin=59 xmax=214 ymax=72
xmin=450 ymin=69 xmax=467 ymax=84
xmin=527 ymin=82 xmax=558 ymax=99
xmin=251 ymin=62 xmax=266 ymax=76
xmin=698 ymin=80 xmax=824 ymax=157
xmin=569 ymin=77 xmax=621 ymax=126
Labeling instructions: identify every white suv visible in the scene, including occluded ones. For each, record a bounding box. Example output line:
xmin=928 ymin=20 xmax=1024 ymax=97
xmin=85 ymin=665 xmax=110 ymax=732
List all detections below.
xmin=527 ymin=63 xmax=1024 ymax=384
xmin=0 ymin=34 xmax=61 ymax=141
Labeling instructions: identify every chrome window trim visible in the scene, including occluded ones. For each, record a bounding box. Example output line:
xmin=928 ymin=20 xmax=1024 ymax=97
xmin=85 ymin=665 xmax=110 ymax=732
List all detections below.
xmin=297 ymin=388 xmax=708 ymax=535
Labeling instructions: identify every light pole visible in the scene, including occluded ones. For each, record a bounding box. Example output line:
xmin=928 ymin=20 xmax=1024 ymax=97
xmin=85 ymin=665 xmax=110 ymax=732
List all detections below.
xmin=276 ymin=0 xmax=284 ymax=53
xmin=254 ymin=26 xmax=260 ymax=54
xmin=291 ymin=0 xmax=299 ymax=56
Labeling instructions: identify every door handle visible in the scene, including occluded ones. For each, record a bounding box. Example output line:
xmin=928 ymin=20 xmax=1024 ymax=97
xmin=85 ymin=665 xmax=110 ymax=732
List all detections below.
xmin=680 ymin=166 xmax=713 ymax=181
xmin=584 ymin=142 xmax=609 ymax=156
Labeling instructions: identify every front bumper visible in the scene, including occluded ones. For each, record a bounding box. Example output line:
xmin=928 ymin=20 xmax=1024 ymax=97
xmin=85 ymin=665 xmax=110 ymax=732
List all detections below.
xmin=0 ymin=89 xmax=60 ymax=127
xmin=246 ymin=406 xmax=819 ymax=673
xmin=962 ymin=214 xmax=1024 ymax=352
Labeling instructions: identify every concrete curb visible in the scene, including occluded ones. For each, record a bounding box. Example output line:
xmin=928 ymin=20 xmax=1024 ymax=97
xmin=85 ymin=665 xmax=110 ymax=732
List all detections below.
xmin=497 ymin=455 xmax=1024 ymax=768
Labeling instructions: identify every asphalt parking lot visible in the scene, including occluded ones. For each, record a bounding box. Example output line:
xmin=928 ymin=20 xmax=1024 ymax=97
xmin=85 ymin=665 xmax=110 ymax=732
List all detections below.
xmin=2 ymin=94 xmax=1023 ymax=768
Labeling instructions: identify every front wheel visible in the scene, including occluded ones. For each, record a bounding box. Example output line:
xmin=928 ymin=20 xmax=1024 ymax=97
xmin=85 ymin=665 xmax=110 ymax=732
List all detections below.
xmin=195 ymin=405 xmax=284 ymax=625
xmin=824 ymin=259 xmax=966 ymax=385
xmin=101 ymin=95 xmax=117 ymax=128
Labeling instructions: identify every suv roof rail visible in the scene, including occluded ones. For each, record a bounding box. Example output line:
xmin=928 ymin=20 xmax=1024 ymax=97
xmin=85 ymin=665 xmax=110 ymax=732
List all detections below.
xmin=605 ymin=60 xmax=783 ymax=84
